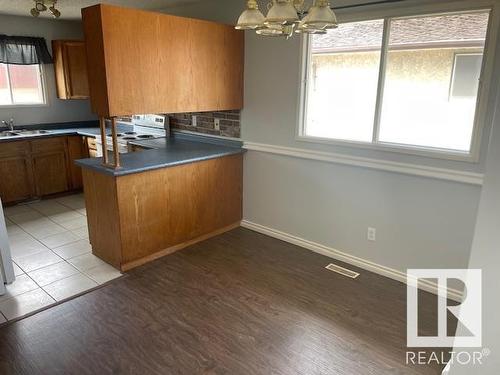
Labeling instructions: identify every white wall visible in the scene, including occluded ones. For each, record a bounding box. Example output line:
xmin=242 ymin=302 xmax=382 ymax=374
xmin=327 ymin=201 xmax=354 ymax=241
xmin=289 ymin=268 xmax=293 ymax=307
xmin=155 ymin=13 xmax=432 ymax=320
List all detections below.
xmin=166 ymin=0 xmax=494 ymax=278
xmin=0 ymin=14 xmax=96 ymax=126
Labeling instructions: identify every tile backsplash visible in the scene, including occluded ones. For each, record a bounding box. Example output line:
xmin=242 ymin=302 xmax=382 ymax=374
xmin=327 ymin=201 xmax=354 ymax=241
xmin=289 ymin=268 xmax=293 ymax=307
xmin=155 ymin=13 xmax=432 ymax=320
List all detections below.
xmin=167 ymin=110 xmax=240 ymax=138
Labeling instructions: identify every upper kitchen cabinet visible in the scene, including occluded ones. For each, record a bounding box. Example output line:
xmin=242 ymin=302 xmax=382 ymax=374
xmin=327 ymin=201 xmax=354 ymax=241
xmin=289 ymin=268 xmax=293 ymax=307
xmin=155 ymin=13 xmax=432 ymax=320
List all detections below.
xmin=81 ymin=4 xmax=244 ymax=117
xmin=52 ymin=40 xmax=90 ymax=99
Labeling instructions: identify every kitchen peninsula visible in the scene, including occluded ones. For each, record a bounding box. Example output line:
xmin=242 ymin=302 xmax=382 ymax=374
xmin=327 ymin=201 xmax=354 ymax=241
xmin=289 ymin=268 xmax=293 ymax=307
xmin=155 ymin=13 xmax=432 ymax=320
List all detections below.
xmin=76 ymin=133 xmax=244 ymax=271
xmin=73 ymin=3 xmax=245 ymax=271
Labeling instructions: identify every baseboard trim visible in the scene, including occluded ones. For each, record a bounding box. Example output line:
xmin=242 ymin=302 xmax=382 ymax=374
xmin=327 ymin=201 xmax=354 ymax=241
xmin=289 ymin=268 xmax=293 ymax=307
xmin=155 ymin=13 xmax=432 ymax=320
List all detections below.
xmin=241 ymin=220 xmax=464 ymax=302
xmin=243 ymin=142 xmax=484 ymax=186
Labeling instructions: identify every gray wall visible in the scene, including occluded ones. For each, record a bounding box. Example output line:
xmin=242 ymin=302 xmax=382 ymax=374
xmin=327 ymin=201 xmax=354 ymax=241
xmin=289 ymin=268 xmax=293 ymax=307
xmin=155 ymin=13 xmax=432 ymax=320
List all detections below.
xmin=161 ymin=0 xmax=240 ymax=24
xmin=448 ymin=93 xmax=500 ymax=375
xmin=0 ymin=14 xmax=96 ymax=126
xmin=448 ymin=32 xmax=500 ymax=375
xmin=243 ymin=151 xmax=480 ymax=271
xmin=166 ymin=0 xmax=486 ymax=276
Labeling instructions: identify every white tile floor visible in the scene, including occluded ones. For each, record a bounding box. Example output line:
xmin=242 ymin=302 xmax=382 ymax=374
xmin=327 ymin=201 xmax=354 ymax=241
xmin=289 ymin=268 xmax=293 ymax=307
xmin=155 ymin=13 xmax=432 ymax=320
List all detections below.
xmin=1 ymin=194 xmax=122 ymax=323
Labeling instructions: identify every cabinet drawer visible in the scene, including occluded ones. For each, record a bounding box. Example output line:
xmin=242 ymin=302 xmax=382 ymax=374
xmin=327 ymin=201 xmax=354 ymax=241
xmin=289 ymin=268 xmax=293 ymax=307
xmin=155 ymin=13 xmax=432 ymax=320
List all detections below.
xmin=0 ymin=141 xmax=30 ymax=158
xmin=31 ymin=137 xmax=67 ymax=154
xmin=86 ymin=137 xmax=97 ymax=150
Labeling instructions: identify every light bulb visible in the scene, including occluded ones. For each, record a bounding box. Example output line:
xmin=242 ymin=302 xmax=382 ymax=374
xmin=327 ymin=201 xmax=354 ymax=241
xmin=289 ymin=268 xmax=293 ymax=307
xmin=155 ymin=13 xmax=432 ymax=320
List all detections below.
xmin=49 ymin=6 xmax=61 ymax=18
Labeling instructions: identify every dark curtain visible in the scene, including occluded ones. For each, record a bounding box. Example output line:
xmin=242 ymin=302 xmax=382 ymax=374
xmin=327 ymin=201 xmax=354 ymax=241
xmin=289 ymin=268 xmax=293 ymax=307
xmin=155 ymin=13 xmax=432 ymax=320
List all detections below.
xmin=0 ymin=35 xmax=53 ymax=65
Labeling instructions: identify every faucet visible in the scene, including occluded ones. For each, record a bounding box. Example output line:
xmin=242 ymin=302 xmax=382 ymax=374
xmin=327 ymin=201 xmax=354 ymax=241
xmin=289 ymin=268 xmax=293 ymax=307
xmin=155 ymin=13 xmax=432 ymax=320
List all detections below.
xmin=1 ymin=119 xmax=14 ymax=132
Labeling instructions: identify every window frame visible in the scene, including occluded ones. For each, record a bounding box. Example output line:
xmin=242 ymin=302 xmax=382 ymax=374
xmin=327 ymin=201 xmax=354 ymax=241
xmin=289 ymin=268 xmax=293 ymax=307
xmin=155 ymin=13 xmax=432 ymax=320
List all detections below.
xmin=0 ymin=63 xmax=48 ymax=108
xmin=297 ymin=0 xmax=500 ymax=163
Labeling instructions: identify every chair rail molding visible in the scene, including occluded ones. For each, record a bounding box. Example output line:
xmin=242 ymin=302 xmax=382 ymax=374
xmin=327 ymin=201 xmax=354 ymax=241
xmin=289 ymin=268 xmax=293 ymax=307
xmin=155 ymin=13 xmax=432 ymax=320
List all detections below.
xmin=243 ymin=142 xmax=484 ymax=185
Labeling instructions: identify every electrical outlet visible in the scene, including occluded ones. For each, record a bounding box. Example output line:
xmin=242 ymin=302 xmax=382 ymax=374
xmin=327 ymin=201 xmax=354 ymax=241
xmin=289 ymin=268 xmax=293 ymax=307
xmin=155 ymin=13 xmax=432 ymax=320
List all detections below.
xmin=214 ymin=118 xmax=221 ymax=131
xmin=192 ymin=115 xmax=197 ymax=127
xmin=367 ymin=227 xmax=376 ymax=242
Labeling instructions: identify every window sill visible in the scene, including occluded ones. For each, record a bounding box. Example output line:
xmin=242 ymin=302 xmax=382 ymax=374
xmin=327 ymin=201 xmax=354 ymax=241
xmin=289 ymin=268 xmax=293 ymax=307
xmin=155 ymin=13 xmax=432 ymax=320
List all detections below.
xmin=296 ymin=134 xmax=478 ymax=163
xmin=0 ymin=103 xmax=48 ymax=109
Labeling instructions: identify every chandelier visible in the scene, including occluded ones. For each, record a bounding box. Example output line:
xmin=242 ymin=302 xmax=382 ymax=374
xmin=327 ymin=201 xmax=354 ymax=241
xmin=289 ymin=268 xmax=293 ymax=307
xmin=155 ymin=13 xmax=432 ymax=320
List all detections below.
xmin=30 ymin=0 xmax=61 ymax=18
xmin=235 ymin=0 xmax=338 ymax=38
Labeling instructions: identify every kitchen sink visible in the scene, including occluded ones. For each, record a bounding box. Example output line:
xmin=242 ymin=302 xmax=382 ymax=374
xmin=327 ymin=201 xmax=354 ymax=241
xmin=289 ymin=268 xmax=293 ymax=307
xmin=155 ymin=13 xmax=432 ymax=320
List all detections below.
xmin=14 ymin=130 xmax=51 ymax=136
xmin=0 ymin=131 xmax=18 ymax=137
xmin=0 ymin=129 xmax=51 ymax=138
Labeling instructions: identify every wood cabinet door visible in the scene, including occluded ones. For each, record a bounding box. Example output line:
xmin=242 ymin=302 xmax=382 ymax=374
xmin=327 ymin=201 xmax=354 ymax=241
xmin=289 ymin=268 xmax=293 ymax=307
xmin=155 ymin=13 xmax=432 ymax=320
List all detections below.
xmin=32 ymin=152 xmax=69 ymax=196
xmin=64 ymin=42 xmax=90 ymax=98
xmin=53 ymin=40 xmax=89 ymax=99
xmin=82 ymin=4 xmax=244 ymax=116
xmin=67 ymin=136 xmax=88 ymax=190
xmin=0 ymin=157 xmax=34 ymax=204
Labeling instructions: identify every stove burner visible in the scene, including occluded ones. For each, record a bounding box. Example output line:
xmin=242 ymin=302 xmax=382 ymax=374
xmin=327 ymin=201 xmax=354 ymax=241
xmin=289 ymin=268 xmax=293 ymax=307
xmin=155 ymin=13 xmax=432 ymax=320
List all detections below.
xmin=137 ymin=134 xmax=154 ymax=139
xmin=122 ymin=136 xmax=137 ymax=140
xmin=124 ymin=131 xmax=137 ymax=135
xmin=116 ymin=133 xmax=124 ymax=137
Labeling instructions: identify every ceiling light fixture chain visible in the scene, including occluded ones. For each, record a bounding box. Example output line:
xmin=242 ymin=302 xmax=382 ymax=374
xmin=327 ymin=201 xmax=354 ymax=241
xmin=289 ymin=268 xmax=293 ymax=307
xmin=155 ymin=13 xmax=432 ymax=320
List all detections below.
xmin=236 ymin=0 xmax=338 ymax=38
xmin=30 ymin=0 xmax=61 ymax=18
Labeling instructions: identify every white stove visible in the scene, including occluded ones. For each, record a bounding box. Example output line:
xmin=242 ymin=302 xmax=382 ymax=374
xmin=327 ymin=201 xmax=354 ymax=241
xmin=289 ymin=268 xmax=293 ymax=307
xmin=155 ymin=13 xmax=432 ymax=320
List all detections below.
xmin=95 ymin=115 xmax=168 ymax=155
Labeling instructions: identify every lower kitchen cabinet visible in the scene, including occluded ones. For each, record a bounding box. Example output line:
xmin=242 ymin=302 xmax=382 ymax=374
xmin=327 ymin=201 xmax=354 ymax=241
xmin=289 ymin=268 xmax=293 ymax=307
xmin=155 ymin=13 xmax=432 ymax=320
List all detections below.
xmin=0 ymin=135 xmax=87 ymax=204
xmin=0 ymin=157 xmax=34 ymax=203
xmin=67 ymin=136 xmax=89 ymax=190
xmin=32 ymin=152 xmax=69 ymax=196
xmin=85 ymin=137 xmax=98 ymax=158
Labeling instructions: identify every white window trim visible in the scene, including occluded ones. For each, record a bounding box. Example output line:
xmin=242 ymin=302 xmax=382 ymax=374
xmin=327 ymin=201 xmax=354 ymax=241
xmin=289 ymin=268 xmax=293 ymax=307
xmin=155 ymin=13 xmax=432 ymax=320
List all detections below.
xmin=0 ymin=63 xmax=49 ymax=108
xmin=296 ymin=0 xmax=500 ymax=163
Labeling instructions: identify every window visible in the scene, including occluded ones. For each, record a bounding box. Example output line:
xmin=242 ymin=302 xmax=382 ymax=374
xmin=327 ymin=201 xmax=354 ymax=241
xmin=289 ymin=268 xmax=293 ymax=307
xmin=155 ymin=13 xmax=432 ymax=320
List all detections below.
xmin=301 ymin=10 xmax=491 ymax=156
xmin=0 ymin=63 xmax=46 ymax=106
xmin=305 ymin=20 xmax=384 ymax=142
xmin=450 ymin=54 xmax=483 ymax=98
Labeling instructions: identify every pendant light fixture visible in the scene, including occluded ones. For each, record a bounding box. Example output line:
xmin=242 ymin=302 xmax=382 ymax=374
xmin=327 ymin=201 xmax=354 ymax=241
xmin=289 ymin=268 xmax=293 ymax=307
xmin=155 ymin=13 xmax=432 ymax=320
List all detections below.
xmin=235 ymin=0 xmax=337 ymax=38
xmin=235 ymin=0 xmax=266 ymax=30
xmin=300 ymin=0 xmax=338 ymax=30
xmin=264 ymin=0 xmax=299 ymax=26
xmin=30 ymin=0 xmax=61 ymax=18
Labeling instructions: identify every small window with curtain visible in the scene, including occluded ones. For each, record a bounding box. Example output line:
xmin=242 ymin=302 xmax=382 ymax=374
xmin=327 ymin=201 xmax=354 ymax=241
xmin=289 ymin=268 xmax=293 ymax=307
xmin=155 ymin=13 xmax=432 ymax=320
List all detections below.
xmin=0 ymin=35 xmax=52 ymax=106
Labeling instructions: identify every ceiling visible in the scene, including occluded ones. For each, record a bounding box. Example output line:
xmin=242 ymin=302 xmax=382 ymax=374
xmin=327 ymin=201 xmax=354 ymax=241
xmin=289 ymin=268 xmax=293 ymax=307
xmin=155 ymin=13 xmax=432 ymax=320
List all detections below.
xmin=0 ymin=0 xmax=405 ymax=20
xmin=0 ymin=0 xmax=205 ymax=20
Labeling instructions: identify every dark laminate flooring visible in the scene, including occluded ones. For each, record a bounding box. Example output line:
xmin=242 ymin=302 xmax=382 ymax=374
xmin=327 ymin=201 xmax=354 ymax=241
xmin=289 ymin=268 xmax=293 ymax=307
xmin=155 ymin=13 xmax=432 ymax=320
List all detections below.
xmin=0 ymin=228 xmax=447 ymax=375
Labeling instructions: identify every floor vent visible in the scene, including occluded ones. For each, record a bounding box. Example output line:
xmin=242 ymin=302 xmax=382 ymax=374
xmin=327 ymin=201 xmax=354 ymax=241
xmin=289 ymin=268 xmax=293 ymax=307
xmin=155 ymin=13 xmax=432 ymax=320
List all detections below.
xmin=325 ymin=263 xmax=360 ymax=279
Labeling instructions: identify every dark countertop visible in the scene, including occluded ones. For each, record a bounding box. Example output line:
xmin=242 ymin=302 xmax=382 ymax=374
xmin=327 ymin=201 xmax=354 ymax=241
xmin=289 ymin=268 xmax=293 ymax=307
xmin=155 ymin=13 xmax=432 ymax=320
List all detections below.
xmin=0 ymin=121 xmax=134 ymax=143
xmin=1 ymin=121 xmax=244 ymax=177
xmin=76 ymin=132 xmax=244 ymax=177
xmin=129 ymin=131 xmax=243 ymax=149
